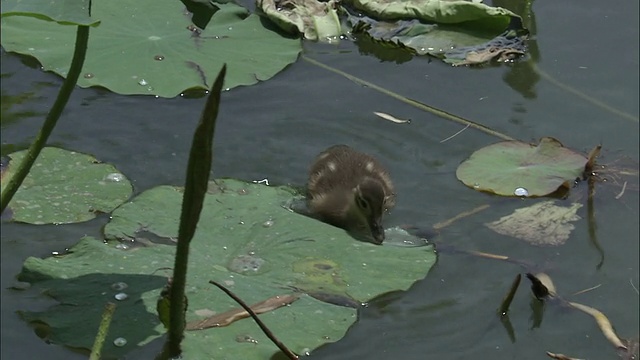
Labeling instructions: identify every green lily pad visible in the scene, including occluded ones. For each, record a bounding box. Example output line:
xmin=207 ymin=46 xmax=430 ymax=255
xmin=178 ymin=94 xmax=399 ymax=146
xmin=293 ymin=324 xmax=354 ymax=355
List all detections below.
xmin=0 ymin=0 xmax=99 ymax=26
xmin=1 ymin=147 xmax=133 ymax=224
xmin=345 ymin=0 xmax=517 ymax=30
xmin=456 ymin=137 xmax=588 ymax=197
xmin=18 ymin=179 xmax=436 ymax=358
xmin=0 ymin=0 xmax=301 ymax=98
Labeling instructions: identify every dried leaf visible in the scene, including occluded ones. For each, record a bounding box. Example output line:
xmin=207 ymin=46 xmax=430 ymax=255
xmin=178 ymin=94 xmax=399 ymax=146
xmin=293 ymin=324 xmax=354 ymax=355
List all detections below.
xmin=486 ymin=200 xmax=582 ymax=246
xmin=373 ymin=111 xmax=410 ymax=124
xmin=454 ymin=47 xmax=525 ymax=66
xmin=186 ymin=293 xmax=300 ymax=330
xmin=545 ymin=351 xmax=584 ymax=360
xmin=569 ymin=301 xmax=627 ymax=350
xmin=526 ymin=273 xmax=556 ymax=299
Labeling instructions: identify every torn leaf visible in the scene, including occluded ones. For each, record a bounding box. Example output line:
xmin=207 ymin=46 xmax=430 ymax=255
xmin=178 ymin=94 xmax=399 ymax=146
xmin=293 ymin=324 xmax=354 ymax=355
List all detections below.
xmin=485 ymin=200 xmax=582 ymax=246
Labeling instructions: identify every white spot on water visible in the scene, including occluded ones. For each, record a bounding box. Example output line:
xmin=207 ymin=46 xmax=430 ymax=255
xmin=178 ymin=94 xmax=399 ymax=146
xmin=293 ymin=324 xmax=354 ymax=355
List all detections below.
xmin=514 ymin=187 xmax=529 ymax=197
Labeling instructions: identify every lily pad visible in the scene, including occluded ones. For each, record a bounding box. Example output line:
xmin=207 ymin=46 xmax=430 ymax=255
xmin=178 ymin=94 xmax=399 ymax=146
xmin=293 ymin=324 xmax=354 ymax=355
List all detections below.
xmin=0 ymin=0 xmax=99 ymax=26
xmin=456 ymin=137 xmax=588 ymax=197
xmin=1 ymin=147 xmax=133 ymax=224
xmin=485 ymin=200 xmax=583 ymax=246
xmin=18 ymin=179 xmax=436 ymax=358
xmin=0 ymin=0 xmax=301 ymax=98
xmin=258 ymin=0 xmax=527 ymax=64
xmin=259 ymin=0 xmax=342 ymax=41
xmin=345 ymin=0 xmax=517 ymax=30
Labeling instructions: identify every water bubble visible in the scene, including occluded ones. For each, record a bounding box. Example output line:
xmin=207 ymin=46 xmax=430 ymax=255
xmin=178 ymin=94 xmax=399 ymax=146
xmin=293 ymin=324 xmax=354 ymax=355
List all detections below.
xmin=514 ymin=187 xmax=529 ymax=197
xmin=104 ymin=173 xmax=125 ymax=182
xmin=84 ymin=73 xmax=94 ymax=79
xmin=473 ymin=183 xmax=480 ymax=189
xmin=154 ymin=55 xmax=165 ymax=61
xmin=111 ymin=282 xmax=128 ymax=291
xmin=138 ymin=79 xmax=148 ymax=86
xmin=228 ymin=254 xmax=265 ymax=274
xmin=113 ymin=337 xmax=127 ymax=347
xmin=262 ymin=220 xmax=274 ymax=228
xmin=235 ymin=334 xmax=258 ymax=344
xmin=115 ymin=243 xmax=130 ymax=250
xmin=114 ymin=292 xmax=128 ymax=301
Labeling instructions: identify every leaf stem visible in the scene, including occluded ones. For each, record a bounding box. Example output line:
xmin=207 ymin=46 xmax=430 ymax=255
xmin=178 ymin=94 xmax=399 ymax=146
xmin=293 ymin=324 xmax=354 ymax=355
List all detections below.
xmin=209 ymin=280 xmax=298 ymax=360
xmin=302 ymin=55 xmax=515 ymax=141
xmin=89 ymin=302 xmax=117 ymax=360
xmin=157 ymin=65 xmax=226 ymax=359
xmin=1 ymin=25 xmax=90 ymax=213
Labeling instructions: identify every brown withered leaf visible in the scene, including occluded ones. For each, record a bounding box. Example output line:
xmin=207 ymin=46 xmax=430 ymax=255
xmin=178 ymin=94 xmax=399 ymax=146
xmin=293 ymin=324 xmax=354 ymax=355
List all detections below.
xmin=545 ymin=351 xmax=584 ymax=360
xmin=186 ymin=293 xmax=300 ymax=330
xmin=569 ymin=301 xmax=627 ymax=350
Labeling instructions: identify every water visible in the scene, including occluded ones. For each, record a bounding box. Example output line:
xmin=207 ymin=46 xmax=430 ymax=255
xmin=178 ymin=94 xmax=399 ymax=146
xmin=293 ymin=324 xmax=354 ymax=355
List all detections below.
xmin=1 ymin=0 xmax=638 ymax=358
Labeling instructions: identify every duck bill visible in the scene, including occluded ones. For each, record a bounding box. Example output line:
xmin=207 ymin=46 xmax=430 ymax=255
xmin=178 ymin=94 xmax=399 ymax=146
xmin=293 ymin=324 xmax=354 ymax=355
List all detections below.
xmin=368 ymin=218 xmax=385 ymax=245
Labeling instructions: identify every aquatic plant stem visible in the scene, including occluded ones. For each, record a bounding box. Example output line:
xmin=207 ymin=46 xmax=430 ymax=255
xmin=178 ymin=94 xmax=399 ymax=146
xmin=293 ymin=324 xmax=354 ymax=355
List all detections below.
xmin=157 ymin=65 xmax=226 ymax=359
xmin=302 ymin=55 xmax=515 ymax=141
xmin=498 ymin=274 xmax=521 ymax=316
xmin=0 ymin=25 xmax=90 ymax=213
xmin=534 ymin=64 xmax=639 ymax=123
xmin=89 ymin=302 xmax=117 ymax=360
xmin=209 ymin=280 xmax=298 ymax=359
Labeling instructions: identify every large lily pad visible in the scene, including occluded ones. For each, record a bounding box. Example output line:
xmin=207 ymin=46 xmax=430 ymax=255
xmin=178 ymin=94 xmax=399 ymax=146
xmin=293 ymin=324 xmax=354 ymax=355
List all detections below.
xmin=18 ymin=179 xmax=436 ymax=358
xmin=1 ymin=147 xmax=133 ymax=224
xmin=0 ymin=0 xmax=301 ymax=98
xmin=259 ymin=0 xmax=527 ymax=64
xmin=345 ymin=0 xmax=517 ymax=30
xmin=456 ymin=137 xmax=588 ymax=197
xmin=0 ymin=0 xmax=99 ymax=26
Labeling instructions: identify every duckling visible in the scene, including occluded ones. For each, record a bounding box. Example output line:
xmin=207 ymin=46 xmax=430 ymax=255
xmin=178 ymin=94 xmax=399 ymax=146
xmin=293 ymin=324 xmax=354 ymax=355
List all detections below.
xmin=306 ymin=145 xmax=395 ymax=244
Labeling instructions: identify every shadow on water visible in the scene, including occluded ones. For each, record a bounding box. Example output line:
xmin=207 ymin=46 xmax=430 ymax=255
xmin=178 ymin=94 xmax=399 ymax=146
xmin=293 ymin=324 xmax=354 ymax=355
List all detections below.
xmin=16 ymin=272 xmax=166 ymax=359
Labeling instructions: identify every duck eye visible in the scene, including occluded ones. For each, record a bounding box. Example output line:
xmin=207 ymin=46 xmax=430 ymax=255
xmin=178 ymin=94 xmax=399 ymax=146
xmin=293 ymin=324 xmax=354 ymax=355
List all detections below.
xmin=356 ymin=196 xmax=369 ymax=210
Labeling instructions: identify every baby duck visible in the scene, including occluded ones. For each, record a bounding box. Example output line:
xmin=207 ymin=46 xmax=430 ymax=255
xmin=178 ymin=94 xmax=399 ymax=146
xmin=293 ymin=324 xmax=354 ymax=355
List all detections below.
xmin=306 ymin=145 xmax=395 ymax=244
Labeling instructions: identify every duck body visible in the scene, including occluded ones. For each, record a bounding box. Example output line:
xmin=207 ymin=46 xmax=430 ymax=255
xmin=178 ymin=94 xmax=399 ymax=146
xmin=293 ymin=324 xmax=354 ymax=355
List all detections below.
xmin=306 ymin=145 xmax=395 ymax=244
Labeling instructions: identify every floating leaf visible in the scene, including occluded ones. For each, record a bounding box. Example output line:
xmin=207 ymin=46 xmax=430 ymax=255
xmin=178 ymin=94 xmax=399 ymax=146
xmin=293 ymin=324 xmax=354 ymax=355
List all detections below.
xmin=0 ymin=0 xmax=301 ymax=97
xmin=345 ymin=0 xmax=517 ymax=29
xmin=259 ymin=0 xmax=342 ymax=41
xmin=0 ymin=147 xmax=132 ymax=224
xmin=0 ymin=0 xmax=99 ymax=26
xmin=485 ymin=200 xmax=582 ymax=246
xmin=456 ymin=137 xmax=589 ymax=197
xmin=373 ymin=111 xmax=410 ymax=124
xmin=526 ymin=273 xmax=557 ymax=299
xmin=569 ymin=302 xmax=627 ymax=350
xmin=18 ymin=179 xmax=436 ymax=358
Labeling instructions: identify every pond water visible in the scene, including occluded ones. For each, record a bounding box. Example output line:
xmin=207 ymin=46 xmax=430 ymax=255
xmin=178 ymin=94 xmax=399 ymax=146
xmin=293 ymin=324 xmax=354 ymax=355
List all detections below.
xmin=1 ymin=0 xmax=638 ymax=359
